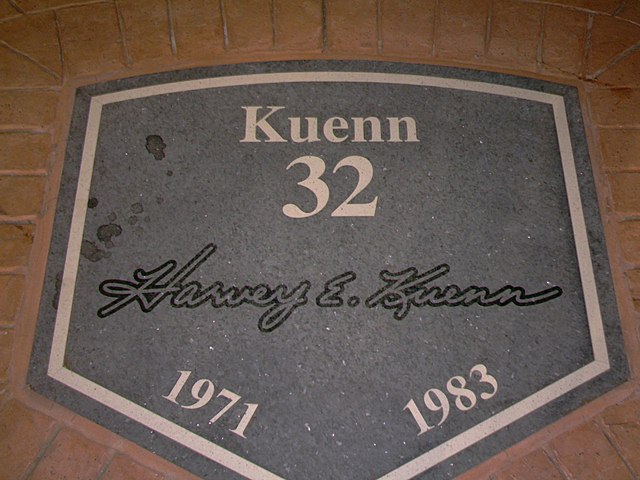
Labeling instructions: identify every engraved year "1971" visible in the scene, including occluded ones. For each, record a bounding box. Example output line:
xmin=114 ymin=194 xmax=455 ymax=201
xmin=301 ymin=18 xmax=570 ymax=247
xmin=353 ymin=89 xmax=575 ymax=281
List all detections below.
xmin=404 ymin=364 xmax=498 ymax=435
xmin=163 ymin=370 xmax=258 ymax=438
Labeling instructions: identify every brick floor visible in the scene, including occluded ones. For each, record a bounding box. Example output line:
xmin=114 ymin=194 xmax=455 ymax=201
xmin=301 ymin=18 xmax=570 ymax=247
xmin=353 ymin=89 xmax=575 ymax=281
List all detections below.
xmin=1 ymin=0 xmax=639 ymax=479
xmin=0 ymin=400 xmax=57 ymax=479
xmin=27 ymin=429 xmax=110 ymax=480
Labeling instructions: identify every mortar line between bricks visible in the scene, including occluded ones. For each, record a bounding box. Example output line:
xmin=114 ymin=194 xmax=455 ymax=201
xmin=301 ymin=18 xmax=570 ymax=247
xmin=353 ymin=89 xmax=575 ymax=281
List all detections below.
xmin=94 ymin=448 xmax=117 ymax=480
xmin=605 ymin=169 xmax=640 ymax=174
xmin=542 ymin=445 xmax=573 ymax=479
xmin=271 ymin=0 xmax=276 ymax=48
xmin=53 ymin=10 xmax=65 ymax=82
xmin=610 ymin=212 xmax=640 ymax=223
xmin=536 ymin=4 xmax=547 ymax=72
xmin=516 ymin=0 xmax=631 ymax=16
xmin=621 ymin=17 xmax=640 ymax=28
xmin=432 ymin=0 xmax=438 ymax=57
xmin=0 ymin=270 xmax=24 ymax=277
xmin=542 ymin=447 xmax=571 ymax=480
xmin=613 ymin=0 xmax=627 ymax=17
xmin=17 ymin=0 xmax=110 ymax=15
xmin=321 ymin=0 xmax=327 ymax=52
xmin=515 ymin=1 xmax=639 ymax=27
xmin=376 ymin=0 xmax=382 ymax=54
xmin=0 ymin=83 xmax=62 ymax=88
xmin=588 ymin=42 xmax=640 ymax=80
xmin=6 ymin=0 xmax=24 ymax=14
xmin=0 ymin=215 xmax=38 ymax=223
xmin=581 ymin=14 xmax=594 ymax=79
xmin=166 ymin=0 xmax=177 ymax=57
xmin=113 ymin=0 xmax=132 ymax=67
xmin=0 ymin=14 xmax=22 ymax=24
xmin=0 ymin=127 xmax=51 ymax=134
xmin=0 ymin=85 xmax=61 ymax=91
xmin=0 ymin=384 xmax=11 ymax=410
xmin=612 ymin=215 xmax=640 ymax=226
xmin=19 ymin=423 xmax=63 ymax=480
xmin=219 ymin=0 xmax=229 ymax=50
xmin=597 ymin=418 xmax=639 ymax=478
xmin=0 ymin=41 xmax=60 ymax=81
xmin=0 ymin=266 xmax=28 ymax=275
xmin=596 ymin=125 xmax=640 ymax=129
xmin=0 ymin=170 xmax=48 ymax=176
xmin=583 ymin=82 xmax=631 ymax=92
xmin=484 ymin=0 xmax=494 ymax=56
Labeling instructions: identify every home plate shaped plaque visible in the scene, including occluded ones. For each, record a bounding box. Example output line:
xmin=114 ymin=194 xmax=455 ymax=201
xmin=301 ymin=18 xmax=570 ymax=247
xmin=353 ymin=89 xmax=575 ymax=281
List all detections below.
xmin=29 ymin=62 xmax=629 ymax=479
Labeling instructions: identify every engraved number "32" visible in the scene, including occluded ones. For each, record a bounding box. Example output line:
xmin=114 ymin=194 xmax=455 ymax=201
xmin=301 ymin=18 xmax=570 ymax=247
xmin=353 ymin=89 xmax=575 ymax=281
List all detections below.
xmin=283 ymin=155 xmax=378 ymax=218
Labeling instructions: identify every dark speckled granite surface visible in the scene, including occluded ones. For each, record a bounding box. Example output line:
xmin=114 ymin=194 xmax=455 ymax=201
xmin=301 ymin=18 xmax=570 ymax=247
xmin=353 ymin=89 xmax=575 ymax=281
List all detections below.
xmin=28 ymin=62 xmax=628 ymax=480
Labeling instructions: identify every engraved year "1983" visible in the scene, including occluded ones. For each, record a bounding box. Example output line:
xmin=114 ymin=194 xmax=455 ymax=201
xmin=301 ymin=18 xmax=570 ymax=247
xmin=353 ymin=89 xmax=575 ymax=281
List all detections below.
xmin=404 ymin=364 xmax=498 ymax=435
xmin=163 ymin=370 xmax=258 ymax=438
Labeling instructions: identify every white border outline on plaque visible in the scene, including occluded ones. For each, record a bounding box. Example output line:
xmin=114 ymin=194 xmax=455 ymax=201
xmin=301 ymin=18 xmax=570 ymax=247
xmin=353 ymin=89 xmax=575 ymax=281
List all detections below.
xmin=47 ymin=72 xmax=610 ymax=480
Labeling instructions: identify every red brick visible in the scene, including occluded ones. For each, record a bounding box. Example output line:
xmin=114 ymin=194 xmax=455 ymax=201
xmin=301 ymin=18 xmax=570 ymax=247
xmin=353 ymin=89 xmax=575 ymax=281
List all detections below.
xmin=541 ymin=6 xmax=588 ymax=77
xmin=609 ymin=423 xmax=640 ymax=475
xmin=0 ymin=224 xmax=35 ymax=268
xmin=118 ymin=0 xmax=174 ymax=66
xmin=29 ymin=429 xmax=110 ymax=480
xmin=0 ymin=12 xmax=62 ymax=79
xmin=274 ymin=0 xmax=322 ymax=51
xmin=0 ymin=275 xmax=24 ymax=327
xmin=589 ymin=88 xmax=640 ymax=125
xmin=619 ymin=1 xmax=640 ymax=23
xmin=556 ymin=0 xmax=624 ymax=13
xmin=224 ymin=0 xmax=272 ymax=51
xmin=0 ymin=381 xmax=9 ymax=407
xmin=494 ymin=449 xmax=564 ymax=480
xmin=586 ymin=15 xmax=640 ymax=79
xmin=0 ymin=328 xmax=12 ymax=382
xmin=0 ymin=176 xmax=47 ymax=216
xmin=618 ymin=221 xmax=640 ymax=264
xmin=102 ymin=455 xmax=162 ymax=480
xmin=608 ymin=172 xmax=640 ymax=215
xmin=456 ymin=462 xmax=497 ymax=480
xmin=326 ymin=0 xmax=377 ymax=53
xmin=601 ymin=396 xmax=640 ymax=425
xmin=599 ymin=129 xmax=640 ymax=171
xmin=598 ymin=49 xmax=640 ymax=86
xmin=381 ymin=0 xmax=435 ymax=57
xmin=551 ymin=422 xmax=633 ymax=479
xmin=0 ymin=400 xmax=57 ymax=479
xmin=0 ymin=133 xmax=50 ymax=171
xmin=0 ymin=90 xmax=57 ymax=129
xmin=12 ymin=0 xmax=94 ymax=10
xmin=0 ymin=47 xmax=56 ymax=88
xmin=0 ymin=1 xmax=20 ymax=20
xmin=627 ymin=271 xmax=640 ymax=310
xmin=57 ymin=3 xmax=126 ymax=77
xmin=487 ymin=0 xmax=542 ymax=70
xmin=172 ymin=0 xmax=223 ymax=60
xmin=437 ymin=0 xmax=489 ymax=61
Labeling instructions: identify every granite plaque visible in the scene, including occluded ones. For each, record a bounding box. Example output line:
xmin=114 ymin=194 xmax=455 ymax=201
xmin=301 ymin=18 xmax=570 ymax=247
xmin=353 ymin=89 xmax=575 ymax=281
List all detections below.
xmin=29 ymin=62 xmax=628 ymax=479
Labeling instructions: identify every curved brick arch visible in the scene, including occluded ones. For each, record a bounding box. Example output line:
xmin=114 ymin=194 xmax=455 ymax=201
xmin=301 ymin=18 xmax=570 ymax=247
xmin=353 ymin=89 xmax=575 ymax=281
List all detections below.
xmin=1 ymin=1 xmax=639 ymax=478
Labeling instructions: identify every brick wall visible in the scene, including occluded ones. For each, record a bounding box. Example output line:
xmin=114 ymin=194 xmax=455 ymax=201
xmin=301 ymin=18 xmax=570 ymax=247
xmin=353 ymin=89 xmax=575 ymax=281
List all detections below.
xmin=1 ymin=1 xmax=639 ymax=478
